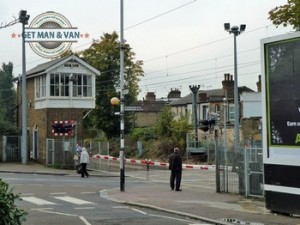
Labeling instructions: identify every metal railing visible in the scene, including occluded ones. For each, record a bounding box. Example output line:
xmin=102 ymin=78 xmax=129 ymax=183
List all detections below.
xmin=89 ymin=145 xmax=264 ymax=198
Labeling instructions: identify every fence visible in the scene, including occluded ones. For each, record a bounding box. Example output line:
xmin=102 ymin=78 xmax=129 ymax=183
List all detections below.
xmin=2 ymin=136 xmax=21 ymax=162
xmin=89 ymin=144 xmax=264 ymax=198
xmin=46 ymin=137 xmax=78 ymax=168
xmin=215 ymin=143 xmax=263 ymax=197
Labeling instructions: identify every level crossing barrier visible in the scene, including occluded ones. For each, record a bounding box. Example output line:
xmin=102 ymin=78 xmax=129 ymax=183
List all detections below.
xmin=89 ymin=154 xmax=239 ymax=192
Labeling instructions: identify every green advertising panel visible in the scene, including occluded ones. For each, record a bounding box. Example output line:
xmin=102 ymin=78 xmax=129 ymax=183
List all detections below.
xmin=265 ymin=37 xmax=300 ymax=147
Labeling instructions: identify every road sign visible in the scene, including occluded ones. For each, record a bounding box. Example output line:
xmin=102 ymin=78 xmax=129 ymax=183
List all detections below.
xmin=125 ymin=106 xmax=143 ymax=111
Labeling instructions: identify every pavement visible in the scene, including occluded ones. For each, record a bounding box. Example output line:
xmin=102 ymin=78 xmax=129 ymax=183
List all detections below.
xmin=0 ymin=162 xmax=300 ymax=225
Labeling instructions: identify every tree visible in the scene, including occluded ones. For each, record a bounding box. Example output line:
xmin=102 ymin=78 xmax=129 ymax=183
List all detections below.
xmin=155 ymin=106 xmax=175 ymax=138
xmin=81 ymin=32 xmax=144 ymax=138
xmin=269 ymin=0 xmax=300 ymax=30
xmin=0 ymin=179 xmax=27 ymax=224
xmin=0 ymin=62 xmax=17 ymax=134
xmin=154 ymin=106 xmax=191 ymax=154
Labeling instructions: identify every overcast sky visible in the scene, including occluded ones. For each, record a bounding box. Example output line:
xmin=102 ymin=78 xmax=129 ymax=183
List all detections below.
xmin=0 ymin=0 xmax=292 ymax=100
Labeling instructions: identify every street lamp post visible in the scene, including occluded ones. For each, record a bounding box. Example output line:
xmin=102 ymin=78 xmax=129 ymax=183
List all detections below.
xmin=224 ymin=23 xmax=246 ymax=155
xmin=189 ymin=85 xmax=200 ymax=148
xmin=19 ymin=10 xmax=30 ymax=165
xmin=119 ymin=0 xmax=125 ymax=192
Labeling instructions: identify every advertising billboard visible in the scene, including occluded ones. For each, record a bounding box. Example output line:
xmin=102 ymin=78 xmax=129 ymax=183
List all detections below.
xmin=262 ymin=32 xmax=300 ymax=215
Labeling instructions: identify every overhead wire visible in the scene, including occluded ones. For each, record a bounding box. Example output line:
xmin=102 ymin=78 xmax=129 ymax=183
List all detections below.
xmin=144 ymin=47 xmax=259 ymax=76
xmin=7 ymin=3 xmax=271 ymax=95
xmin=140 ymin=61 xmax=260 ymax=87
xmin=124 ymin=0 xmax=197 ymax=30
xmin=13 ymin=0 xmax=198 ymax=70
xmin=93 ymin=59 xmax=259 ymax=87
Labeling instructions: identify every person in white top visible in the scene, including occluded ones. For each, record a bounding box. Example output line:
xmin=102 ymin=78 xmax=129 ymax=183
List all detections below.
xmin=80 ymin=145 xmax=90 ymax=178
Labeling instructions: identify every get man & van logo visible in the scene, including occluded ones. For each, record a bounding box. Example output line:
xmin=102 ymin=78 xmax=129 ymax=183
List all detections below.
xmin=11 ymin=11 xmax=89 ymax=58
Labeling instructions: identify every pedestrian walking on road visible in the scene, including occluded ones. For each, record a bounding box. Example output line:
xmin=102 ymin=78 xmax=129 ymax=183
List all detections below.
xmin=80 ymin=144 xmax=90 ymax=178
xmin=168 ymin=147 xmax=182 ymax=191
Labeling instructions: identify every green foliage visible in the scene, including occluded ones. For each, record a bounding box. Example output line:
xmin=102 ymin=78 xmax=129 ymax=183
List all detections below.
xmin=155 ymin=106 xmax=191 ymax=144
xmin=108 ymin=106 xmax=191 ymax=161
xmin=149 ymin=137 xmax=179 ymax=160
xmin=0 ymin=62 xmax=17 ymax=134
xmin=131 ymin=127 xmax=155 ymax=141
xmin=154 ymin=106 xmax=175 ymax=137
xmin=81 ymin=32 xmax=144 ymax=138
xmin=172 ymin=113 xmax=192 ymax=149
xmin=0 ymin=179 xmax=27 ymax=225
xmin=269 ymin=0 xmax=300 ymax=30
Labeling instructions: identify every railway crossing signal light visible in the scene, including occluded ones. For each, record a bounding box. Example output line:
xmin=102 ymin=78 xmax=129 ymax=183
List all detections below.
xmin=52 ymin=123 xmax=75 ymax=134
xmin=199 ymin=120 xmax=209 ymax=132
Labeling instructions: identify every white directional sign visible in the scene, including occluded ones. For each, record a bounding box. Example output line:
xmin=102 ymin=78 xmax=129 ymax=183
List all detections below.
xmin=125 ymin=106 xmax=143 ymax=111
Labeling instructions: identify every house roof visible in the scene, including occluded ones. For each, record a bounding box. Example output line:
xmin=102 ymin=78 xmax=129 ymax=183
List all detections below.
xmin=170 ymin=86 xmax=254 ymax=106
xmin=14 ymin=54 xmax=100 ymax=81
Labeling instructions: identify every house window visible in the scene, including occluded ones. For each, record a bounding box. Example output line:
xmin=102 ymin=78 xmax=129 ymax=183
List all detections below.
xmin=201 ymin=104 xmax=209 ymax=120
xmin=35 ymin=75 xmax=46 ymax=98
xmin=72 ymin=74 xmax=92 ymax=97
xmin=50 ymin=73 xmax=70 ymax=97
xmin=228 ymin=104 xmax=235 ymax=121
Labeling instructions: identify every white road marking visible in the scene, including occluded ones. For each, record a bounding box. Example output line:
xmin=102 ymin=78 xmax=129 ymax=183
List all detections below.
xmin=21 ymin=196 xmax=57 ymax=205
xmin=74 ymin=207 xmax=95 ymax=210
xmin=79 ymin=216 xmax=92 ymax=225
xmin=129 ymin=206 xmax=196 ymax=223
xmin=112 ymin=206 xmax=130 ymax=209
xmin=54 ymin=196 xmax=96 ymax=205
xmin=131 ymin=208 xmax=147 ymax=215
xmin=31 ymin=208 xmax=92 ymax=225
xmin=31 ymin=208 xmax=77 ymax=217
xmin=50 ymin=192 xmax=67 ymax=195
xmin=80 ymin=192 xmax=96 ymax=194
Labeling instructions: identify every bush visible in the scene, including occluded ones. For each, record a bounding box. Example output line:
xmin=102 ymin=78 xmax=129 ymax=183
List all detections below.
xmin=0 ymin=179 xmax=27 ymax=225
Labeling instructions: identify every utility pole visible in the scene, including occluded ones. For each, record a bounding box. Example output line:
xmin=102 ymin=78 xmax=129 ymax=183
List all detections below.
xmin=19 ymin=10 xmax=30 ymax=165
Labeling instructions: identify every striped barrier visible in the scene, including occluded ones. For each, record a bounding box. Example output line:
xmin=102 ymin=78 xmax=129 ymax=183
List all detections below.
xmin=92 ymin=154 xmax=215 ymax=171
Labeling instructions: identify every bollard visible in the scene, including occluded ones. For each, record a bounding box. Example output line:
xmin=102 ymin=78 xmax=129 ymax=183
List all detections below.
xmin=146 ymin=159 xmax=150 ymax=171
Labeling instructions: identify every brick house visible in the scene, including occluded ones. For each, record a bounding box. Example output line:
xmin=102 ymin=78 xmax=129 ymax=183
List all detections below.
xmin=15 ymin=55 xmax=100 ymax=165
xmin=170 ymin=74 xmax=261 ymax=150
xmin=128 ymin=89 xmax=181 ymax=128
xmin=170 ymin=74 xmax=254 ymax=124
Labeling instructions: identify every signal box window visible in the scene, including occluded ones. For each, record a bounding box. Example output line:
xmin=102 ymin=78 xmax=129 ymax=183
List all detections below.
xmin=50 ymin=73 xmax=70 ymax=97
xmin=72 ymin=74 xmax=92 ymax=97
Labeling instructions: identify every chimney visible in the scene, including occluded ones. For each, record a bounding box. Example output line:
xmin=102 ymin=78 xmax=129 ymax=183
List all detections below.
xmin=198 ymin=93 xmax=208 ymax=102
xmin=222 ymin=73 xmax=234 ymax=98
xmin=167 ymin=88 xmax=181 ymax=99
xmin=256 ymin=75 xmax=261 ymax=92
xmin=145 ymin=92 xmax=156 ymax=101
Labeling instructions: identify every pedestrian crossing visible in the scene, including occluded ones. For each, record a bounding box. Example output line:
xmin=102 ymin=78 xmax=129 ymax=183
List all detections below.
xmin=21 ymin=196 xmax=58 ymax=206
xmin=21 ymin=195 xmax=97 ymax=207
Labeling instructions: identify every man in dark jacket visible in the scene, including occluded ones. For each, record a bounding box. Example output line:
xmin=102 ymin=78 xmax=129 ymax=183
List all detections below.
xmin=168 ymin=147 xmax=182 ymax=191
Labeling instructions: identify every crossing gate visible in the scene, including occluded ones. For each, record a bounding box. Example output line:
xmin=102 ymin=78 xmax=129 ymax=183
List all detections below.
xmin=46 ymin=138 xmax=55 ymax=165
xmin=46 ymin=137 xmax=78 ymax=167
xmin=216 ymin=144 xmax=264 ymax=198
xmin=244 ymin=146 xmax=264 ymax=197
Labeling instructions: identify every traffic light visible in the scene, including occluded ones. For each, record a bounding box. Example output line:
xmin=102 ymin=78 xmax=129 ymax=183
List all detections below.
xmin=199 ymin=120 xmax=209 ymax=132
